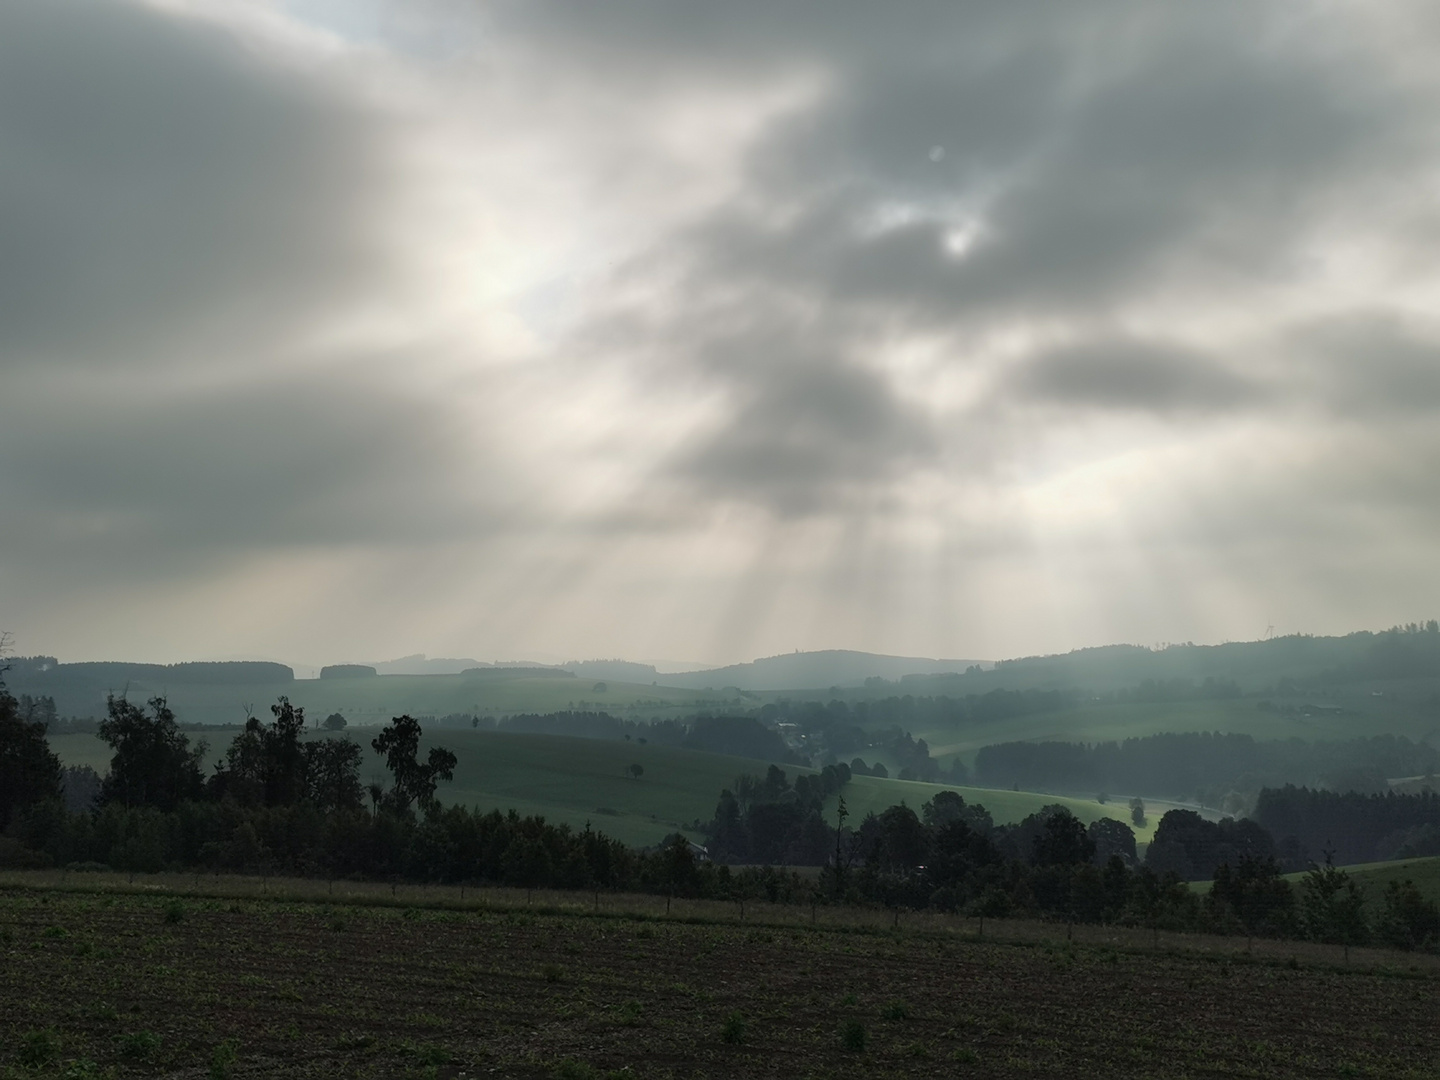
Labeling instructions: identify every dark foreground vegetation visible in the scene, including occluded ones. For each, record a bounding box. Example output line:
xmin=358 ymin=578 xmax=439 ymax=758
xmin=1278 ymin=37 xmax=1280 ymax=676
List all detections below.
xmin=2 ymin=878 xmax=1439 ymax=1079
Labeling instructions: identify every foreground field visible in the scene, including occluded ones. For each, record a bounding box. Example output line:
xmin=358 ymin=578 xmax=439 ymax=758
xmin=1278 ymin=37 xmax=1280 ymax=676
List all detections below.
xmin=2 ymin=876 xmax=1437 ymax=1079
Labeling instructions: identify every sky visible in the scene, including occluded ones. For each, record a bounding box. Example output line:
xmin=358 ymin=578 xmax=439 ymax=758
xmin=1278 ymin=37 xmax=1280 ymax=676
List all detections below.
xmin=3 ymin=0 xmax=1440 ymax=670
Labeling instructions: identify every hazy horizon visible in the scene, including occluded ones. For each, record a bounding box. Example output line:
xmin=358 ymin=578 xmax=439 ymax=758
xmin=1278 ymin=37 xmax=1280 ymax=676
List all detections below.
xmin=5 ymin=1 xmax=1440 ymax=668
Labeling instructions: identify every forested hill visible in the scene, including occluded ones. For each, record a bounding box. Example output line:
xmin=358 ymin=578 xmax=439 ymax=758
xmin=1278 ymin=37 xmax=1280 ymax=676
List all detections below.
xmin=884 ymin=623 xmax=1440 ymax=697
xmin=658 ymin=650 xmax=987 ymax=690
xmin=2 ymin=658 xmax=294 ymax=717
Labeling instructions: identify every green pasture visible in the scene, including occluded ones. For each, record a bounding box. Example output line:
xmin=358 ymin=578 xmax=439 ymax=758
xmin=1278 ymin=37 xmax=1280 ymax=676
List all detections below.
xmin=1284 ymin=856 xmax=1440 ymax=904
xmin=48 ymin=732 xmax=113 ymax=773
xmin=50 ymin=727 xmax=1189 ymax=849
xmin=907 ymin=696 xmax=1438 ymax=768
xmin=1184 ymin=856 xmax=1440 ymax=900
xmin=401 ymin=729 xmax=774 ymax=847
xmin=49 ymin=728 xmax=765 ymax=848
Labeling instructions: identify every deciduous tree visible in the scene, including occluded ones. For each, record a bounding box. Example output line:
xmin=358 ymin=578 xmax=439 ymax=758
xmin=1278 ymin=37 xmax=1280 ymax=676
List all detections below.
xmin=371 ymin=715 xmax=456 ymax=816
xmin=98 ymin=695 xmax=204 ymax=811
xmin=0 ymin=672 xmax=62 ymax=831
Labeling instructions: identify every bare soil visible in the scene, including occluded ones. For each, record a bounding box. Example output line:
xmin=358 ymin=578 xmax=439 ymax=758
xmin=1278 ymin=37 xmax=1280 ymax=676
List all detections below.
xmin=2 ymin=884 xmax=1437 ymax=1078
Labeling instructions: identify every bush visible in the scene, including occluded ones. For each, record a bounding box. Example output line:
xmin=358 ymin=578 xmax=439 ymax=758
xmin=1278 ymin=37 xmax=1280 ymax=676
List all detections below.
xmin=209 ymin=1038 xmax=240 ymax=1080
xmin=163 ymin=898 xmax=186 ymax=924
xmin=881 ymin=999 xmax=910 ymax=1021
xmin=17 ymin=1027 xmax=59 ymax=1068
xmin=840 ymin=1020 xmax=867 ymax=1052
xmin=721 ymin=1012 xmax=746 ymax=1044
xmin=117 ymin=1030 xmax=161 ymax=1060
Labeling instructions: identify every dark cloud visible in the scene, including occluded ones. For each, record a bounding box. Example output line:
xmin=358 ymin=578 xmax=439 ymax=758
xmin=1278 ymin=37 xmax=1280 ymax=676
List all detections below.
xmin=0 ymin=369 xmax=499 ymax=581
xmin=674 ymin=324 xmax=937 ymax=515
xmin=547 ymin=0 xmax=1439 ymax=527
xmin=0 ymin=0 xmax=399 ymax=371
xmin=0 ymin=3 xmax=501 ymax=629
xmin=661 ymin=7 xmax=1420 ymax=327
xmin=1003 ymin=338 xmax=1263 ymax=414
xmin=1288 ymin=315 xmax=1440 ymax=416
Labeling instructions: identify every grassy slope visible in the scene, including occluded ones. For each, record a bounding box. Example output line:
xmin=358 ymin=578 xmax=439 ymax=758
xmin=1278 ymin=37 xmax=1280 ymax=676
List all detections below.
xmin=50 ymin=729 xmax=770 ymax=848
xmin=51 ymin=729 xmax=1187 ymax=848
xmin=409 ymin=730 xmax=775 ymax=847
xmin=48 ymin=732 xmax=113 ymax=773
xmin=1283 ymin=856 xmax=1440 ymax=903
xmin=912 ymin=697 xmax=1438 ymax=768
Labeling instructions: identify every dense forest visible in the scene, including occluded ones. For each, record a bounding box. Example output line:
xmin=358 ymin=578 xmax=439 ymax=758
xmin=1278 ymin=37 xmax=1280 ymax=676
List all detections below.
xmin=1253 ymin=787 xmax=1440 ymax=866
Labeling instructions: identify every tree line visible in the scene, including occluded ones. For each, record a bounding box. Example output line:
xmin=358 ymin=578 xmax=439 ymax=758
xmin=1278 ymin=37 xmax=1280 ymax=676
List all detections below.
xmin=1253 ymin=786 xmax=1440 ymax=865
xmin=3 ymin=675 xmax=1436 ymax=952
xmin=694 ymin=770 xmax=1436 ymax=951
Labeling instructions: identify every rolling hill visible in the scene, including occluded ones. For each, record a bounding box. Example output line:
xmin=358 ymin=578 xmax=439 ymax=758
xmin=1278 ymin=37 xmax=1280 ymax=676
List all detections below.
xmin=49 ymin=728 xmax=1185 ymax=848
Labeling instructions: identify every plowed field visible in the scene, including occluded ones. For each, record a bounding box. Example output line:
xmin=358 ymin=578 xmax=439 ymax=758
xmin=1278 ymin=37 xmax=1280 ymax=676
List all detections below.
xmin=2 ymin=886 xmax=1437 ymax=1078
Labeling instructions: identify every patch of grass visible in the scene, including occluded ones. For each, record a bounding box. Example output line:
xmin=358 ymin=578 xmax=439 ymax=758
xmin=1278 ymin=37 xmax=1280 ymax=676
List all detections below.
xmin=552 ymin=1060 xmax=635 ymax=1080
xmin=721 ymin=1011 xmax=746 ymax=1044
xmin=616 ymin=1000 xmax=643 ymax=1026
xmin=396 ymin=1040 xmax=450 ymax=1067
xmin=881 ymin=999 xmax=910 ymax=1021
xmin=163 ymin=898 xmax=186 ymax=924
xmin=840 ymin=1019 xmax=867 ymax=1052
xmin=116 ymin=1030 xmax=161 ymax=1060
xmin=1287 ymin=855 xmax=1440 ymax=904
xmin=17 ymin=1027 xmax=59 ymax=1068
xmin=209 ymin=1039 xmax=240 ymax=1080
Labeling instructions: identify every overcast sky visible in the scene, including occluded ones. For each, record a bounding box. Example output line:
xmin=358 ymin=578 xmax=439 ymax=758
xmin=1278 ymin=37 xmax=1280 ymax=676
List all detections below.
xmin=4 ymin=0 xmax=1440 ymax=669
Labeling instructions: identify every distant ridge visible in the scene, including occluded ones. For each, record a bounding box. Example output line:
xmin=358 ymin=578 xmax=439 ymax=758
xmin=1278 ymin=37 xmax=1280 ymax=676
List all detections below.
xmin=656 ymin=649 xmax=987 ymax=691
xmin=563 ymin=659 xmax=660 ymax=683
xmin=366 ymin=654 xmax=486 ymax=676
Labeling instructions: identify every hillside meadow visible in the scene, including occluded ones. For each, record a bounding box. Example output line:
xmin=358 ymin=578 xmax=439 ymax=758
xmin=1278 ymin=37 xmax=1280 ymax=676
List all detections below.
xmin=1283 ymin=856 xmax=1440 ymax=904
xmin=49 ymin=729 xmax=1188 ymax=848
xmin=907 ymin=694 xmax=1440 ymax=768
